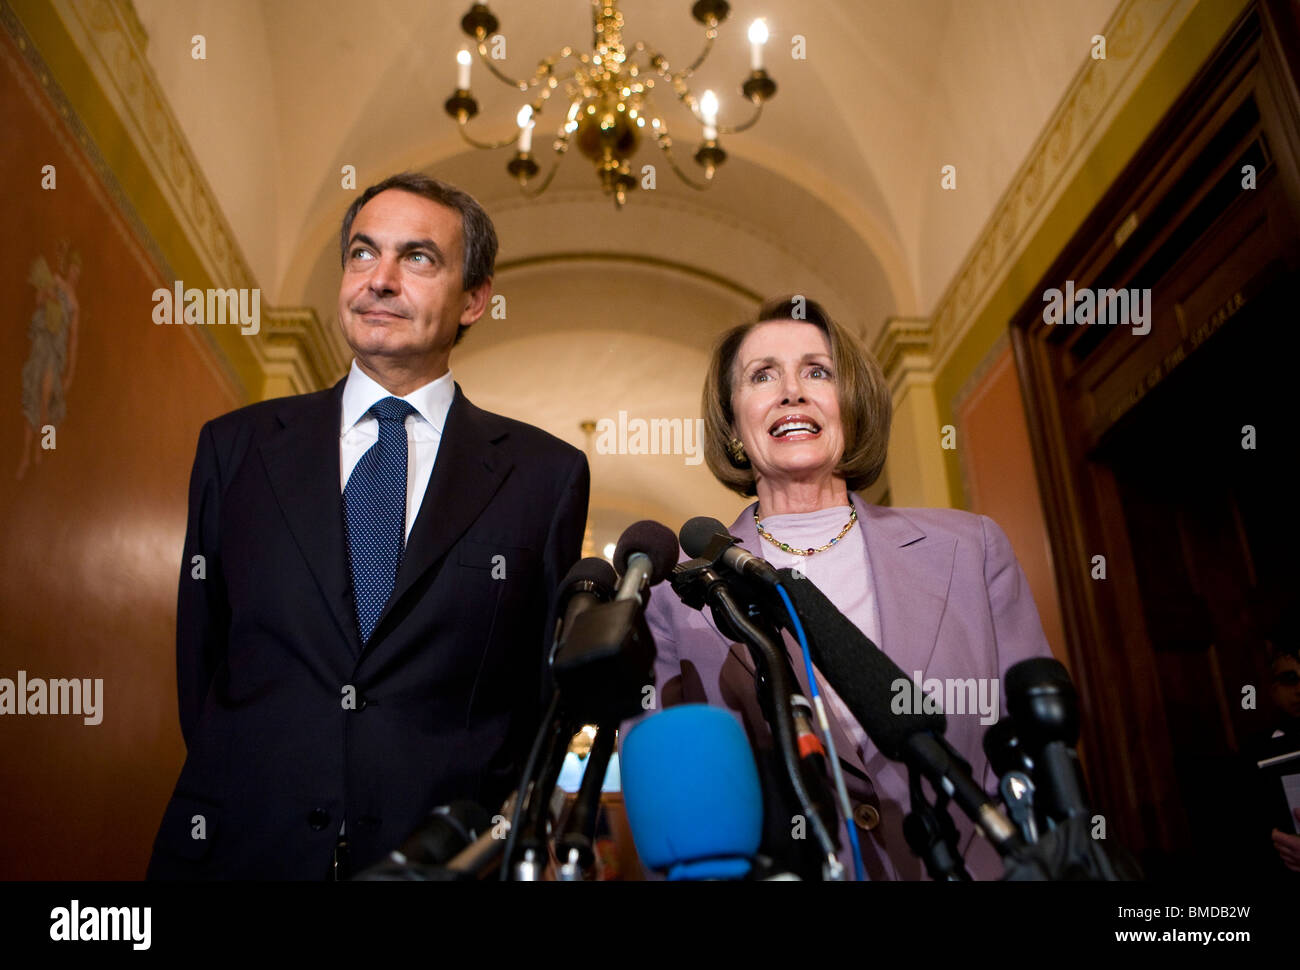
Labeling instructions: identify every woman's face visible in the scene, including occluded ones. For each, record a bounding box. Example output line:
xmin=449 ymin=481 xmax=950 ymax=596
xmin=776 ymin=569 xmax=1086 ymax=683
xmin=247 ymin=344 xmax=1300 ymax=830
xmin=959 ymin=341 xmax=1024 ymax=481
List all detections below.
xmin=729 ymin=320 xmax=845 ymax=490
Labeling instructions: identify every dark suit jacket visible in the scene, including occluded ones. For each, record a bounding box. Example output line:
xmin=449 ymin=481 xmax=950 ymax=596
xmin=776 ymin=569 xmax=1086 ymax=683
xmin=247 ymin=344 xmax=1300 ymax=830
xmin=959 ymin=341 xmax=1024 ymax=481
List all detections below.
xmin=148 ymin=378 xmax=589 ymax=879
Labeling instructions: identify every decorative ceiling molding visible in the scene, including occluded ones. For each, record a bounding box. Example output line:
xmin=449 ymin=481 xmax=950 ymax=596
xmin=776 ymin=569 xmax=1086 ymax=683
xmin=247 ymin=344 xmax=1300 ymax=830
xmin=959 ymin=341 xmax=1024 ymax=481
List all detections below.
xmin=249 ymin=307 xmax=351 ymax=397
xmin=495 ymin=251 xmax=762 ymax=304
xmin=52 ymin=0 xmax=256 ymax=291
xmin=927 ymin=0 xmax=1196 ymax=372
xmin=872 ymin=315 xmax=934 ymax=399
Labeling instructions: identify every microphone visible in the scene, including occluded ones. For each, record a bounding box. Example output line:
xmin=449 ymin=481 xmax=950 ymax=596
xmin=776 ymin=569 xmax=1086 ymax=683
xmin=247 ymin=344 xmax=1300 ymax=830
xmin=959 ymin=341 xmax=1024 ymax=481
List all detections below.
xmin=1005 ymin=658 xmax=1090 ymax=825
xmin=352 ymin=800 xmax=492 ymax=880
xmin=552 ymin=521 xmax=677 ymax=721
xmin=984 ymin=719 xmax=1039 ymax=843
xmin=621 ymin=705 xmax=764 ymax=880
xmin=774 ymin=568 xmax=1020 ymax=854
xmin=613 ymin=520 xmax=681 ymax=602
xmin=446 ymin=788 xmax=567 ymax=880
xmin=551 ymin=557 xmax=618 ymax=660
xmin=774 ymin=568 xmax=942 ymax=759
xmin=546 ymin=522 xmax=678 ymax=874
xmin=679 ymin=516 xmax=779 ymax=586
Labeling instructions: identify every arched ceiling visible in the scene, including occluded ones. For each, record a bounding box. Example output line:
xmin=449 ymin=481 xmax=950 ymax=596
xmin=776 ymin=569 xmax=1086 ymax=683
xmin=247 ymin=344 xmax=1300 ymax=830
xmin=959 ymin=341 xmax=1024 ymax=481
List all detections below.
xmin=128 ymin=0 xmax=1120 ymax=549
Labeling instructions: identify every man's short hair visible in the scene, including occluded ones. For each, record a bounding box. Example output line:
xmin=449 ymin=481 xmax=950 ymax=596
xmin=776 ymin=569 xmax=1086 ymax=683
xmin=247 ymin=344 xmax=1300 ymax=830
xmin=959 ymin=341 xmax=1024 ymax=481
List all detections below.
xmin=339 ymin=172 xmax=498 ymax=344
xmin=701 ymin=294 xmax=893 ymax=497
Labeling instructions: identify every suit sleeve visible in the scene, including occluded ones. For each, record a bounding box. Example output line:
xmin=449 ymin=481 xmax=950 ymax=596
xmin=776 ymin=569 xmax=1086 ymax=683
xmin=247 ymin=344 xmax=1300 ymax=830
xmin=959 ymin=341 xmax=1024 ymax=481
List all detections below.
xmin=176 ymin=421 xmax=231 ymax=748
xmin=980 ymin=513 xmax=1053 ymax=681
xmin=963 ymin=514 xmax=1054 ymax=878
xmin=538 ymin=450 xmax=590 ymax=697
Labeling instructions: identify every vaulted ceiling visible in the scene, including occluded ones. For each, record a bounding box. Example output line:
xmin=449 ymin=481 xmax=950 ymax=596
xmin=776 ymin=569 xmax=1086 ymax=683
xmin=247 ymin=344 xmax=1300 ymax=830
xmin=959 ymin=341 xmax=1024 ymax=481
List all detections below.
xmin=129 ymin=0 xmax=1120 ymax=547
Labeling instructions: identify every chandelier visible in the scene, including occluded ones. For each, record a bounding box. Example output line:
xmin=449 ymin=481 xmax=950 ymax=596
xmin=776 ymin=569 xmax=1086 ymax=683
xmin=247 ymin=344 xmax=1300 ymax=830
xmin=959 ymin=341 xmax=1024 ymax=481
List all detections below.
xmin=445 ymin=1 xmax=777 ymax=207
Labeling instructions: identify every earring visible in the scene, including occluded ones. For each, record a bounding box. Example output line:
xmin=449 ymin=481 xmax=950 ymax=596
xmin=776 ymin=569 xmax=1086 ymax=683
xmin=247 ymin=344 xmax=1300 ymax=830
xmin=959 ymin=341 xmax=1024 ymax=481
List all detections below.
xmin=727 ymin=437 xmax=750 ymax=467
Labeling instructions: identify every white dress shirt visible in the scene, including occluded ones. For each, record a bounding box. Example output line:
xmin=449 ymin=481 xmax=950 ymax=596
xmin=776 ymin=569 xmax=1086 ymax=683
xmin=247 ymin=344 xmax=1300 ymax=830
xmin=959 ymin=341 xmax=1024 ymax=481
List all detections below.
xmin=339 ymin=360 xmax=454 ymax=541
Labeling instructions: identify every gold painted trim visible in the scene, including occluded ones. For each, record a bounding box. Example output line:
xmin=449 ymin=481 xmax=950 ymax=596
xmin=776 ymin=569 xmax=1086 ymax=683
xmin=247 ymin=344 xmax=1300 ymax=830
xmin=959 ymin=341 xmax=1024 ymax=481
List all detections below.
xmin=928 ymin=0 xmax=1197 ymax=371
xmin=50 ymin=0 xmax=256 ymax=292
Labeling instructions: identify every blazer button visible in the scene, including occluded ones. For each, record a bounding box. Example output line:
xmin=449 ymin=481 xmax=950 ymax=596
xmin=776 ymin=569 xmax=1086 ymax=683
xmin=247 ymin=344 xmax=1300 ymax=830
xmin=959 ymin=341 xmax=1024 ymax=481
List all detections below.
xmin=308 ymin=808 xmax=331 ymax=831
xmin=852 ymin=803 xmax=881 ymax=832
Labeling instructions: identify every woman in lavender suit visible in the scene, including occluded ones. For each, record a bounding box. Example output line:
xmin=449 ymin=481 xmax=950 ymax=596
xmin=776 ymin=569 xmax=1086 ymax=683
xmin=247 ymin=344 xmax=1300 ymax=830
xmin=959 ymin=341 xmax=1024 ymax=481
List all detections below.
xmin=641 ymin=295 xmax=1053 ymax=880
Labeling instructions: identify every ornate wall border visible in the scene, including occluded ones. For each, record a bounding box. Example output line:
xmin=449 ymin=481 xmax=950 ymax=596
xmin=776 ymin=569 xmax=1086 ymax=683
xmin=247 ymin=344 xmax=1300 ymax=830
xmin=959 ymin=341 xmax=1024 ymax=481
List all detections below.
xmin=928 ymin=0 xmax=1199 ymax=373
xmin=30 ymin=0 xmax=347 ymax=395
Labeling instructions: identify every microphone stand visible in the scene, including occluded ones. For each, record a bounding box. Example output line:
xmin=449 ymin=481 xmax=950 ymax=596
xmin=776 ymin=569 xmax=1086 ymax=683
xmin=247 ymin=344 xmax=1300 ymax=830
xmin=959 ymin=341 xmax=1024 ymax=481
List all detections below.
xmin=671 ymin=560 xmax=845 ymax=880
xmin=555 ymin=721 xmax=617 ymax=880
xmin=903 ymin=763 xmax=971 ymax=881
xmin=502 ymin=693 xmax=574 ymax=881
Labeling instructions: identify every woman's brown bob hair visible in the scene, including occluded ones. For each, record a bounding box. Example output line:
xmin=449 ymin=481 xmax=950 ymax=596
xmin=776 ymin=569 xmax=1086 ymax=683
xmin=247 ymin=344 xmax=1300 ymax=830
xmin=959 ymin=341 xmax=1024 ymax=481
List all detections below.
xmin=702 ymin=295 xmax=893 ymax=497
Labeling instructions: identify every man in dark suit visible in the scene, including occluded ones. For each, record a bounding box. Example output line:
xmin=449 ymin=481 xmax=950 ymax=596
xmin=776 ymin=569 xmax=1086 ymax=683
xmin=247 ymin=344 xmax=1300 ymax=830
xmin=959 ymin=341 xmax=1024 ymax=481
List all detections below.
xmin=148 ymin=172 xmax=589 ymax=879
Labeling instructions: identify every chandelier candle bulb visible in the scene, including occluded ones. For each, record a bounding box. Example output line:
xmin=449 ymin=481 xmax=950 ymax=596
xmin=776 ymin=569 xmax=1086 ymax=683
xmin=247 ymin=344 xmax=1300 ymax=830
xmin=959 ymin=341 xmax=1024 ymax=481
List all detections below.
xmin=748 ymin=20 xmax=768 ymax=71
xmin=457 ymin=48 xmax=472 ymax=90
xmin=700 ymin=89 xmax=719 ymax=141
xmin=517 ymin=105 xmax=534 ymax=152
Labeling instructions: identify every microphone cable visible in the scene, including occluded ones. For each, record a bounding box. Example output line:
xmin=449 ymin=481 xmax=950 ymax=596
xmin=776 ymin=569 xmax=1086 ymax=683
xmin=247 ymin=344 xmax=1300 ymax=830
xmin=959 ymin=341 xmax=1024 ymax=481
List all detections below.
xmin=775 ymin=580 xmax=867 ymax=882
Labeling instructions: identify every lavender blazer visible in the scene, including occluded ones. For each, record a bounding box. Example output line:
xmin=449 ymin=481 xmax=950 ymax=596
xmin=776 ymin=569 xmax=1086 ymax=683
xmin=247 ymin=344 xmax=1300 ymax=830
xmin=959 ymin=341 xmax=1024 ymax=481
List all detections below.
xmin=641 ymin=492 xmax=1053 ymax=880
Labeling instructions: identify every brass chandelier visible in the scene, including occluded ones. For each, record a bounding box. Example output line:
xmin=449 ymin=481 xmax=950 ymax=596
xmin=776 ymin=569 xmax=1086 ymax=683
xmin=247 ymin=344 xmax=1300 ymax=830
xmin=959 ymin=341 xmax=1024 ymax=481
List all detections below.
xmin=445 ymin=1 xmax=778 ymax=208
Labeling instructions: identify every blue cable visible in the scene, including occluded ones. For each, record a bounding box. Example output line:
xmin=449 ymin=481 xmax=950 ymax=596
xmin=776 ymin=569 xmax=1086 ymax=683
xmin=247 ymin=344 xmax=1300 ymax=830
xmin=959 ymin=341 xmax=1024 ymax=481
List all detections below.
xmin=775 ymin=581 xmax=866 ymax=882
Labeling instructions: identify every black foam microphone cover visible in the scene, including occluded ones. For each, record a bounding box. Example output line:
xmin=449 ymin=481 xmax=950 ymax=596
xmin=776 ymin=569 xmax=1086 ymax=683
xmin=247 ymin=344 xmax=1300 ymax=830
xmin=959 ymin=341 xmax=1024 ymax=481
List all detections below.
xmin=1004 ymin=658 xmax=1079 ymax=749
xmin=679 ymin=516 xmax=731 ymax=560
xmin=775 ymin=568 xmax=944 ymax=759
xmin=558 ymin=556 xmax=619 ymax=594
xmin=613 ymin=520 xmax=680 ymax=586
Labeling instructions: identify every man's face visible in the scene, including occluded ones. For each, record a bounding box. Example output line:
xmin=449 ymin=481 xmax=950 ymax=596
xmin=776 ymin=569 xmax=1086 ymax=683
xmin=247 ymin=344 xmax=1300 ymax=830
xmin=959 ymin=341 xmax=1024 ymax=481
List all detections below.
xmin=338 ymin=189 xmax=489 ymax=382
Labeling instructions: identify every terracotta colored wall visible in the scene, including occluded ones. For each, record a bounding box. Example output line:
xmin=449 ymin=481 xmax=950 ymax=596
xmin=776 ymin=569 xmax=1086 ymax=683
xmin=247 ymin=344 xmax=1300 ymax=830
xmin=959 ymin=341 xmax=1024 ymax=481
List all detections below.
xmin=957 ymin=344 xmax=1067 ymax=666
xmin=0 ymin=31 xmax=240 ymax=878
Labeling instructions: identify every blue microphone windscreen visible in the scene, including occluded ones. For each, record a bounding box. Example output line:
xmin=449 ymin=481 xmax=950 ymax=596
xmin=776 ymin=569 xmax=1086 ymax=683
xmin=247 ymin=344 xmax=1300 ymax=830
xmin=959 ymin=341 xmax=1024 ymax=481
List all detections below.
xmin=621 ymin=705 xmax=763 ymax=879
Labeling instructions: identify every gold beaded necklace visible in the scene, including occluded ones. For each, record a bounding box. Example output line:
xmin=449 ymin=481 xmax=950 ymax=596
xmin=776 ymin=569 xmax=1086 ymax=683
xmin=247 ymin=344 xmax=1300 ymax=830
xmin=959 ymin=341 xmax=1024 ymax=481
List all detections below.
xmin=753 ymin=503 xmax=858 ymax=557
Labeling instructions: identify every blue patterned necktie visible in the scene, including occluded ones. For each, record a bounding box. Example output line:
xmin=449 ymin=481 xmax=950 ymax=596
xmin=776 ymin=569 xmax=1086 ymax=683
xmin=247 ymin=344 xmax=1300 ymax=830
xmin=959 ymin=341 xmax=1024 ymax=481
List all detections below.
xmin=344 ymin=396 xmax=417 ymax=644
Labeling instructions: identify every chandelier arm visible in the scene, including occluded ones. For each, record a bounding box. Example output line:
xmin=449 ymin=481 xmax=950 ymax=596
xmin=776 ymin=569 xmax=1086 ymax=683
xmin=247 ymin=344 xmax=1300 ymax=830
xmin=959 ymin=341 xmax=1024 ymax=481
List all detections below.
xmin=679 ymin=28 xmax=719 ymax=75
xmin=456 ymin=120 xmax=523 ymax=151
xmin=627 ymin=40 xmax=667 ymax=76
xmin=537 ymin=47 xmax=584 ymax=88
xmin=656 ymin=141 xmax=715 ymax=191
xmin=718 ymin=99 xmax=764 ymax=135
xmin=475 ymin=39 xmax=560 ymax=92
xmin=516 ymin=149 xmax=568 ymax=198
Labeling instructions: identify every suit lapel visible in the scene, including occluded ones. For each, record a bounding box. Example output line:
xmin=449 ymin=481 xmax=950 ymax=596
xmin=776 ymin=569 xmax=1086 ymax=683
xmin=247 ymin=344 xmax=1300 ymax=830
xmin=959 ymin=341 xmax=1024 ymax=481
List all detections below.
xmin=856 ymin=495 xmax=955 ymax=686
xmin=258 ymin=378 xmax=362 ymax=656
xmin=367 ymin=384 xmax=513 ymax=648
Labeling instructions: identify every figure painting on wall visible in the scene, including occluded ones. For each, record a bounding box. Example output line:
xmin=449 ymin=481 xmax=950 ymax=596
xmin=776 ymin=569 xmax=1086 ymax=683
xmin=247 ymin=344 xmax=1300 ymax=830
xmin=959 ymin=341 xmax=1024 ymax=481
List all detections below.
xmin=17 ymin=239 xmax=80 ymax=480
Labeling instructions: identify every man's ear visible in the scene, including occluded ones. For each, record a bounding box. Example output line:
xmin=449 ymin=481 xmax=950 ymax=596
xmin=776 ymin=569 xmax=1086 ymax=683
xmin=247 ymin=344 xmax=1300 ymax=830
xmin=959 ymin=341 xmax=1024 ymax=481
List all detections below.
xmin=460 ymin=278 xmax=493 ymax=327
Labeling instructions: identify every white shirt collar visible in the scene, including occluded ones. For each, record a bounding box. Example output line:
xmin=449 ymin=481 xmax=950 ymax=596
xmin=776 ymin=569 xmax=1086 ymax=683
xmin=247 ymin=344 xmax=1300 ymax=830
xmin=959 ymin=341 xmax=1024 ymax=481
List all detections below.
xmin=340 ymin=359 xmax=455 ymax=435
